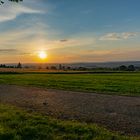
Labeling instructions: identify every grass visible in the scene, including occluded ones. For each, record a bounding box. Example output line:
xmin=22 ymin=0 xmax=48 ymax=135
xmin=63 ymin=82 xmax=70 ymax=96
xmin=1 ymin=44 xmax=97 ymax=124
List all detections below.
xmin=0 ymin=72 xmax=140 ymax=96
xmin=0 ymin=104 xmax=138 ymax=140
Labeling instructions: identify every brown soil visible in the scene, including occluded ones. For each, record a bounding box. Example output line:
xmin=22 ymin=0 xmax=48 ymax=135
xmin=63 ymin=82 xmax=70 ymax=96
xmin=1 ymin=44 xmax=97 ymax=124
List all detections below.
xmin=0 ymin=85 xmax=140 ymax=136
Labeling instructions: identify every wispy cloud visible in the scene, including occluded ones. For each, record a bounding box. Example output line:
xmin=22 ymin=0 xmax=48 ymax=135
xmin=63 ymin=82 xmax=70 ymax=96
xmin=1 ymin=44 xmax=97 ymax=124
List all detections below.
xmin=0 ymin=48 xmax=32 ymax=56
xmin=45 ymin=37 xmax=96 ymax=51
xmin=0 ymin=1 xmax=44 ymax=22
xmin=60 ymin=39 xmax=68 ymax=42
xmin=122 ymin=32 xmax=137 ymax=39
xmin=0 ymin=49 xmax=17 ymax=52
xmin=100 ymin=32 xmax=137 ymax=41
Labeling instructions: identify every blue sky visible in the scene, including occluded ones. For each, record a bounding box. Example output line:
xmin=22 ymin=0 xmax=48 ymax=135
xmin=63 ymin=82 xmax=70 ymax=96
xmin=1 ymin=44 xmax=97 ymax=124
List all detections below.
xmin=0 ymin=0 xmax=140 ymax=63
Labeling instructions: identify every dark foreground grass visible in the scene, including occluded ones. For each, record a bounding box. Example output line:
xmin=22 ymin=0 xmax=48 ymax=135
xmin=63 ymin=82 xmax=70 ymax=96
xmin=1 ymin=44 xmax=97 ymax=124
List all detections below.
xmin=0 ymin=104 xmax=138 ymax=140
xmin=0 ymin=73 xmax=140 ymax=96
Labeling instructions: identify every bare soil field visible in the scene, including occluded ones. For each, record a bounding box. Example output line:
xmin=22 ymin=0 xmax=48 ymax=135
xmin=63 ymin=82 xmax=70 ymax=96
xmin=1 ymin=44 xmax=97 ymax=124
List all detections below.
xmin=0 ymin=85 xmax=140 ymax=136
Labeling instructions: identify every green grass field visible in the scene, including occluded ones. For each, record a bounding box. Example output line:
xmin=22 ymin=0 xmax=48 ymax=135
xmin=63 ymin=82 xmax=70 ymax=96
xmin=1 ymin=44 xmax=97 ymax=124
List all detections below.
xmin=0 ymin=72 xmax=140 ymax=96
xmin=0 ymin=104 xmax=138 ymax=140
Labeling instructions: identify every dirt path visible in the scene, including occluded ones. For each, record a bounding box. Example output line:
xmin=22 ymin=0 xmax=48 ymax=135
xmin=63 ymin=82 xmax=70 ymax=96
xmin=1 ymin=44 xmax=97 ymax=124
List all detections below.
xmin=0 ymin=85 xmax=140 ymax=136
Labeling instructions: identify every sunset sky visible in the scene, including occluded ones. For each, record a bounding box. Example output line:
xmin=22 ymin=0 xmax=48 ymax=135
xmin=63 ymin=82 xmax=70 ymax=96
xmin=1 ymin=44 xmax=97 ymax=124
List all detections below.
xmin=0 ymin=0 xmax=140 ymax=63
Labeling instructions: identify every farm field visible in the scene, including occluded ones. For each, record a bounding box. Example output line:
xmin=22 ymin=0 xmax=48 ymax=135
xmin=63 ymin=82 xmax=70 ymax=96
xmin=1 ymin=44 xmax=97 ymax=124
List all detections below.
xmin=0 ymin=72 xmax=140 ymax=96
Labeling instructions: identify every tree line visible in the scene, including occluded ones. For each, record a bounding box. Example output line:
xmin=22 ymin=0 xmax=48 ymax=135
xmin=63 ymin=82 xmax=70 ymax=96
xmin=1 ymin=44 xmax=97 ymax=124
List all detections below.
xmin=0 ymin=62 xmax=22 ymax=68
xmin=115 ymin=65 xmax=136 ymax=71
xmin=0 ymin=63 xmax=139 ymax=71
xmin=44 ymin=64 xmax=139 ymax=71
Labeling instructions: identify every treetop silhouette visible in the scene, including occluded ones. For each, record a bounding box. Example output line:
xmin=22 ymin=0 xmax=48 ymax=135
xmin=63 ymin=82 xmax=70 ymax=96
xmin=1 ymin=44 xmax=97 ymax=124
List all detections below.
xmin=0 ymin=0 xmax=23 ymax=5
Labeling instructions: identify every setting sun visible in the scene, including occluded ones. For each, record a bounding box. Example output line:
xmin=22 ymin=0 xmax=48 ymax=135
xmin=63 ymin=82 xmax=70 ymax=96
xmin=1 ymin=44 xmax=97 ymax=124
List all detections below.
xmin=38 ymin=51 xmax=47 ymax=60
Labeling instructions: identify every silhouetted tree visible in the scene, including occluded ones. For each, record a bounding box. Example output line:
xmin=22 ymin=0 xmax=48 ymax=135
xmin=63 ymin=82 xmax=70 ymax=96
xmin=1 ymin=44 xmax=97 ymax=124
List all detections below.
xmin=0 ymin=64 xmax=6 ymax=68
xmin=17 ymin=62 xmax=22 ymax=68
xmin=119 ymin=65 xmax=127 ymax=71
xmin=128 ymin=65 xmax=135 ymax=71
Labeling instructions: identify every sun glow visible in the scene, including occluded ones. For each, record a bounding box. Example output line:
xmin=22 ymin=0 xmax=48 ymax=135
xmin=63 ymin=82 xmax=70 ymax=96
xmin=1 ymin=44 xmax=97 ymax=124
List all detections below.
xmin=38 ymin=51 xmax=47 ymax=60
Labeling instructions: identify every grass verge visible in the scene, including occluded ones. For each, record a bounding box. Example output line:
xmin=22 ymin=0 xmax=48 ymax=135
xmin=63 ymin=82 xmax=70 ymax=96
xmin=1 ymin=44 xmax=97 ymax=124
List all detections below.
xmin=0 ymin=104 xmax=139 ymax=140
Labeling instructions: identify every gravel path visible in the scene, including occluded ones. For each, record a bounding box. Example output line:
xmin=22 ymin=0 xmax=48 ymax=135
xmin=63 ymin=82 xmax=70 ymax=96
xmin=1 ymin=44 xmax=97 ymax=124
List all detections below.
xmin=0 ymin=85 xmax=140 ymax=136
